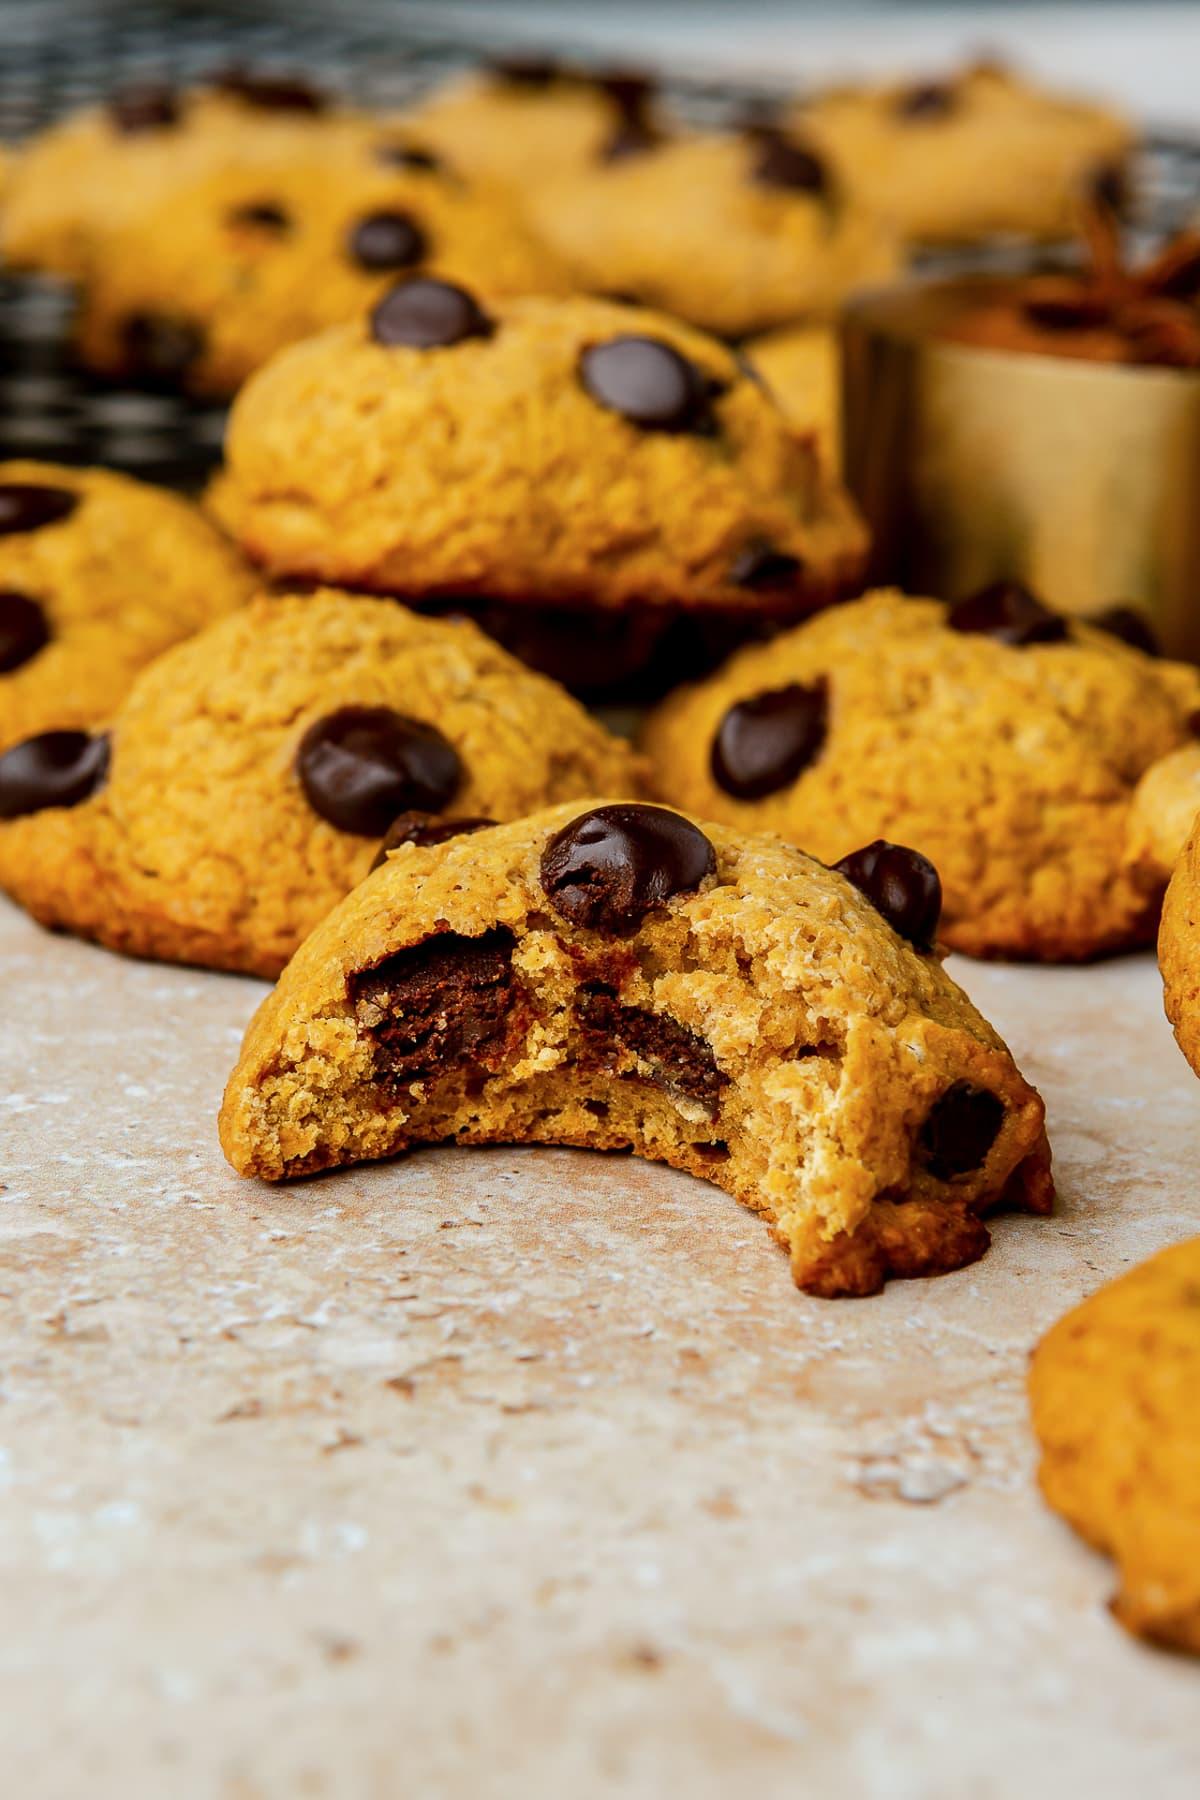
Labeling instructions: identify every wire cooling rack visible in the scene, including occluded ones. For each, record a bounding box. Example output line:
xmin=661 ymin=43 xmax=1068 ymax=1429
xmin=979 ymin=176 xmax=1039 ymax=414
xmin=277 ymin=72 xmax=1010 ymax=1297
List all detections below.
xmin=0 ymin=0 xmax=1197 ymax=484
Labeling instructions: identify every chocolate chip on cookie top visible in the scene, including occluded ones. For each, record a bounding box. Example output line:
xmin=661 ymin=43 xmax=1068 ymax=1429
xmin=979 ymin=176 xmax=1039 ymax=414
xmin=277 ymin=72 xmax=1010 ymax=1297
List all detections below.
xmin=0 ymin=730 xmax=110 ymax=819
xmin=746 ymin=129 xmax=829 ymax=195
xmin=370 ymin=810 xmax=496 ymax=871
xmin=918 ymin=1081 xmax=1005 ymax=1179
xmin=710 ymin=681 xmax=829 ymax=800
xmin=0 ymin=483 xmax=78 ymax=535
xmin=297 ymin=706 xmax=462 ymax=836
xmin=349 ymin=210 xmax=429 ymax=272
xmin=578 ymin=336 xmax=717 ymax=433
xmin=0 ymin=592 xmax=51 ymax=675
xmin=728 ymin=540 xmax=803 ymax=592
xmin=109 ymin=82 xmax=180 ymax=134
xmin=540 ymin=803 xmax=716 ymax=935
xmin=228 ymin=201 xmax=292 ymax=233
xmin=833 ymin=840 xmax=942 ymax=951
xmin=947 ymin=580 xmax=1069 ymax=647
xmin=211 ymin=67 xmax=327 ymax=112
xmin=370 ymin=278 xmax=494 ymax=349
xmin=894 ymin=80 xmax=959 ymax=121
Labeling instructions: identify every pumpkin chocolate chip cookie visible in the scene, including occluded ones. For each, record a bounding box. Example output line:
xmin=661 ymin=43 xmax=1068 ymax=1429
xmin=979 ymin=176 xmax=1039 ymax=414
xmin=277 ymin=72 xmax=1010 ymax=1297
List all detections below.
xmin=404 ymin=56 xmax=664 ymax=192
xmin=2 ymin=69 xmax=370 ymax=280
xmin=794 ymin=60 xmax=1134 ymax=246
xmin=209 ymin=288 xmax=867 ymax=693
xmin=643 ymin=585 xmax=1200 ymax=961
xmin=219 ymin=800 xmax=1052 ymax=1297
xmin=0 ymin=460 xmax=252 ymax=756
xmin=0 ymin=591 xmax=643 ymax=977
xmin=1029 ymin=1237 xmax=1200 ymax=1654
xmin=523 ymin=127 xmax=900 ymax=338
xmin=73 ymin=148 xmax=567 ymax=396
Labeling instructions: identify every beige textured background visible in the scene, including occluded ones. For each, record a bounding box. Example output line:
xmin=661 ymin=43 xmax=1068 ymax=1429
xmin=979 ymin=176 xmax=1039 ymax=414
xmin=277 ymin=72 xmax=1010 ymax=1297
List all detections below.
xmin=2 ymin=892 xmax=1199 ymax=1798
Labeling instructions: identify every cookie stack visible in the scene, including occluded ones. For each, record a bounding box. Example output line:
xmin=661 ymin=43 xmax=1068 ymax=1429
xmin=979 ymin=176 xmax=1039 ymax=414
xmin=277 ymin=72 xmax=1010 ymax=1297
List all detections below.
xmin=3 ymin=49 xmax=1200 ymax=1658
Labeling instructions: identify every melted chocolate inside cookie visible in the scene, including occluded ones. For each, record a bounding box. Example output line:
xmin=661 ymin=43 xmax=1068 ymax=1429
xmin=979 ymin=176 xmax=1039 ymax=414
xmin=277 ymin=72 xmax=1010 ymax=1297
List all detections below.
xmin=540 ymin=803 xmax=716 ymax=936
xmin=0 ymin=591 xmax=51 ymax=674
xmin=350 ymin=928 xmax=518 ymax=1086
xmin=918 ymin=1082 xmax=1004 ymax=1179
xmin=710 ymin=680 xmax=828 ymax=799
xmin=577 ymin=983 xmax=727 ymax=1116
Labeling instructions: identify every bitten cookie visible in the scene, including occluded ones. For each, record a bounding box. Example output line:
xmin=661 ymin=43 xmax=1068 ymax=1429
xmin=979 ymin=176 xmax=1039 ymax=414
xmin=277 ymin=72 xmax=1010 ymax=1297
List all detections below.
xmin=0 ymin=461 xmax=252 ymax=754
xmin=1029 ymin=1238 xmax=1200 ymax=1654
xmin=404 ymin=56 xmax=663 ymax=192
xmin=2 ymin=70 xmax=371 ymax=279
xmin=209 ymin=288 xmax=866 ymax=691
xmin=219 ymin=800 xmax=1052 ymax=1297
xmin=794 ymin=60 xmax=1134 ymax=245
xmin=0 ymin=591 xmax=643 ymax=977
xmin=523 ymin=127 xmax=900 ymax=338
xmin=643 ymin=586 xmax=1200 ymax=961
xmin=73 ymin=149 xmax=567 ymax=396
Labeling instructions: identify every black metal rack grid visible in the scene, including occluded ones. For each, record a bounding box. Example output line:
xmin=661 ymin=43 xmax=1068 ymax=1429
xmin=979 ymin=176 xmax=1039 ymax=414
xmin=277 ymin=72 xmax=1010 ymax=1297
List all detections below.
xmin=0 ymin=0 xmax=1197 ymax=485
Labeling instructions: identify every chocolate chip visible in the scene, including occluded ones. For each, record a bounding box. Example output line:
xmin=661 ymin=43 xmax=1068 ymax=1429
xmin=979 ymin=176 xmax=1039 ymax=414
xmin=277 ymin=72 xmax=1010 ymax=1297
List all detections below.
xmin=577 ymin=983 xmax=727 ymax=1116
xmin=0 ymin=730 xmax=109 ymax=820
xmin=747 ymin=130 xmax=828 ymax=195
xmin=0 ymin=483 xmax=78 ymax=536
xmin=350 ymin=927 xmax=518 ymax=1087
xmin=0 ymin=591 xmax=50 ymax=674
xmin=833 ymin=840 xmax=942 ymax=951
xmin=599 ymin=116 xmax=662 ymax=163
xmin=213 ymin=67 xmax=326 ymax=112
xmin=947 ymin=581 xmax=1068 ymax=647
xmin=370 ymin=810 xmax=495 ymax=871
xmin=895 ymin=81 xmax=958 ymax=121
xmin=370 ymin=278 xmax=493 ymax=349
xmin=298 ymin=707 xmax=461 ymax=836
xmin=540 ymin=803 xmax=715 ymax=936
xmin=727 ymin=540 xmax=802 ymax=592
xmin=1091 ymin=604 xmax=1159 ymax=655
xmin=374 ymin=141 xmax=441 ymax=173
xmin=484 ymin=54 xmax=563 ymax=87
xmin=579 ymin=335 xmax=716 ymax=434
xmin=122 ymin=312 xmax=205 ymax=380
xmin=595 ymin=67 xmax=656 ymax=113
xmin=918 ymin=1082 xmax=1004 ymax=1180
xmin=710 ymin=681 xmax=828 ymax=799
xmin=110 ymin=82 xmax=179 ymax=133
xmin=349 ymin=210 xmax=428 ymax=272
xmin=227 ymin=200 xmax=291 ymax=232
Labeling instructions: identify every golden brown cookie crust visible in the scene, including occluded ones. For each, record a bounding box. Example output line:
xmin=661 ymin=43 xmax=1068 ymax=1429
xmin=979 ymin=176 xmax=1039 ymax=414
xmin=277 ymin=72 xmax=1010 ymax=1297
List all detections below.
xmin=795 ymin=63 xmax=1133 ymax=245
xmin=210 ymin=293 xmax=867 ymax=613
xmin=219 ymin=802 xmax=1052 ymax=1297
xmin=0 ymin=460 xmax=252 ymax=754
xmin=74 ymin=152 xmax=568 ymax=396
xmin=1029 ymin=1237 xmax=1200 ymax=1654
xmin=0 ymin=591 xmax=644 ymax=977
xmin=1159 ymin=808 xmax=1200 ymax=1076
xmin=522 ymin=131 xmax=900 ymax=337
xmin=642 ymin=589 xmax=1200 ymax=962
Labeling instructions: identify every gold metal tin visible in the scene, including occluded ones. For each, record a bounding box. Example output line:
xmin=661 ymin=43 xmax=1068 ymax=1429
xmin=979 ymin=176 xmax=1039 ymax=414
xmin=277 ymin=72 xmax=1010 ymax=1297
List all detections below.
xmin=842 ymin=276 xmax=1200 ymax=659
